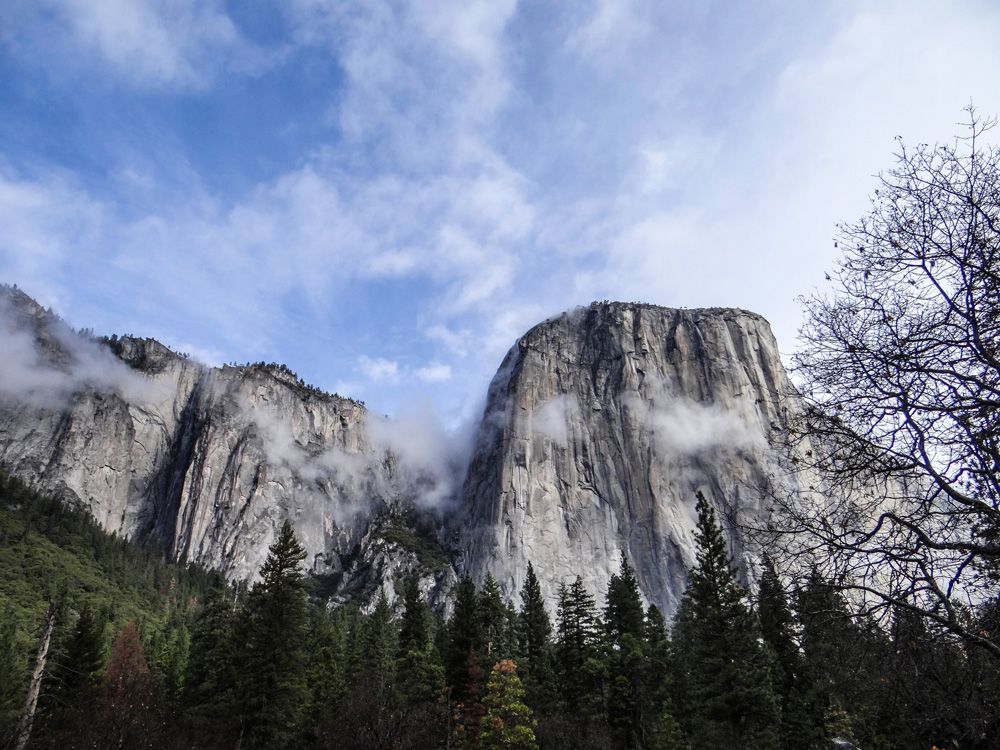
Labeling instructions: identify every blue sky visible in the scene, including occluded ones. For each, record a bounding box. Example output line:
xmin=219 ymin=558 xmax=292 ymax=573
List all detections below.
xmin=1 ymin=0 xmax=999 ymax=424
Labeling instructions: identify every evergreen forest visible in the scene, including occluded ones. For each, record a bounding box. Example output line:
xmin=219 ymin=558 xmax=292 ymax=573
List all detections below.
xmin=1 ymin=473 xmax=998 ymax=750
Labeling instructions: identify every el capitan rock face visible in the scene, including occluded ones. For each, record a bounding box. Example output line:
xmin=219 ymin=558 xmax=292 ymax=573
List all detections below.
xmin=458 ymin=302 xmax=810 ymax=613
xmin=0 ymin=287 xmax=817 ymax=614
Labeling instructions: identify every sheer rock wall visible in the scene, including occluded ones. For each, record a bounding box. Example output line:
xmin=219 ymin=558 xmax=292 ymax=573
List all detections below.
xmin=458 ymin=302 xmax=811 ymax=613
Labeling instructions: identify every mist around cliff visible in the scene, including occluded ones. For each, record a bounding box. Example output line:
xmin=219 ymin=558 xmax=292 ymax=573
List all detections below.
xmin=0 ymin=292 xmax=168 ymax=408
xmin=246 ymin=394 xmax=475 ymax=514
xmin=529 ymin=386 xmax=763 ymax=455
xmin=0 ymin=286 xmax=476 ymax=514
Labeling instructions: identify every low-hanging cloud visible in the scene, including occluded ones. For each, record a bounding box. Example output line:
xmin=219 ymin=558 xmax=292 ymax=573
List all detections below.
xmin=367 ymin=401 xmax=473 ymax=510
xmin=531 ymin=394 xmax=579 ymax=446
xmin=627 ymin=391 xmax=762 ymax=457
xmin=236 ymin=388 xmax=471 ymax=514
xmin=0 ymin=295 xmax=169 ymax=409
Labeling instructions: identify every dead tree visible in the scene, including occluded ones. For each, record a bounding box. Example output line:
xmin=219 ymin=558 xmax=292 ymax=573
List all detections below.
xmin=12 ymin=603 xmax=57 ymax=750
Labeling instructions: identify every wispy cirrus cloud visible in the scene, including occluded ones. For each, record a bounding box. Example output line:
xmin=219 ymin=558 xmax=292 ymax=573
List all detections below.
xmin=2 ymin=0 xmax=275 ymax=89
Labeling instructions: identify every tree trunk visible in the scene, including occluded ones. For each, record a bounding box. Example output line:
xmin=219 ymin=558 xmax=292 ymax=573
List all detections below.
xmin=12 ymin=603 xmax=57 ymax=750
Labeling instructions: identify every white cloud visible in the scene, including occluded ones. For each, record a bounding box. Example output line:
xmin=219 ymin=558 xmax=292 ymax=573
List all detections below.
xmin=365 ymin=400 xmax=475 ymax=509
xmin=415 ymin=362 xmax=452 ymax=383
xmin=356 ymin=355 xmax=400 ymax=383
xmin=5 ymin=0 xmax=1000 ymax=422
xmin=7 ymin=0 xmax=270 ymax=89
xmin=0 ymin=293 xmax=169 ymax=409
xmin=531 ymin=395 xmax=578 ymax=446
xmin=0 ymin=167 xmax=105 ymax=310
xmin=424 ymin=324 xmax=473 ymax=358
xmin=562 ymin=0 xmax=1000 ymax=358
xmin=645 ymin=397 xmax=761 ymax=456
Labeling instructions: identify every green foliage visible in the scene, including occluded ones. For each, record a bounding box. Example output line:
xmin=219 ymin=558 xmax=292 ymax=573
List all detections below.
xmin=794 ymin=568 xmax=870 ymax=745
xmin=446 ymin=574 xmax=482 ymax=702
xmin=398 ymin=575 xmax=431 ymax=656
xmin=555 ymin=575 xmax=605 ymax=737
xmin=360 ymin=590 xmax=397 ymax=684
xmin=671 ymin=493 xmax=779 ymax=750
xmin=604 ymin=555 xmax=647 ymax=748
xmin=517 ymin=562 xmax=556 ymax=712
xmin=648 ymin=709 xmax=688 ymax=750
xmin=396 ymin=574 xmax=446 ymax=712
xmin=239 ymin=520 xmax=311 ymax=749
xmin=183 ymin=578 xmax=240 ymax=744
xmin=479 ymin=659 xmax=539 ymax=750
xmin=757 ymin=556 xmax=825 ymax=750
xmin=378 ymin=517 xmax=452 ymax=573
xmin=479 ymin=573 xmax=509 ymax=666
xmin=605 ymin=555 xmax=644 ymax=643
xmin=643 ymin=604 xmax=673 ymax=733
xmin=5 ymin=469 xmax=997 ymax=749
xmin=36 ymin=605 xmax=108 ymax=743
xmin=150 ymin=615 xmax=189 ymax=702
xmin=0 ymin=606 xmax=24 ymax=741
xmin=0 ymin=468 xmax=214 ymax=638
xmin=303 ymin=605 xmax=347 ymax=741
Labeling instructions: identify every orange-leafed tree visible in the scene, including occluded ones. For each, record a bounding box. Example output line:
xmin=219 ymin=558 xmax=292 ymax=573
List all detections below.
xmin=479 ymin=659 xmax=538 ymax=750
xmin=99 ymin=621 xmax=157 ymax=749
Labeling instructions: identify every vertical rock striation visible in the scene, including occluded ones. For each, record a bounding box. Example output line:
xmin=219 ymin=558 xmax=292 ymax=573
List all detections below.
xmin=1 ymin=288 xmax=823 ymax=615
xmin=0 ymin=286 xmax=456 ymax=608
xmin=458 ymin=302 xmax=809 ymax=614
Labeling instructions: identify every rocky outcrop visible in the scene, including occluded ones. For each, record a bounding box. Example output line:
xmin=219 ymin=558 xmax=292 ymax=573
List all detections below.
xmin=0 ymin=286 xmax=454 ymax=609
xmin=0 ymin=287 xmax=821 ymax=615
xmin=458 ymin=302 xmax=811 ymax=614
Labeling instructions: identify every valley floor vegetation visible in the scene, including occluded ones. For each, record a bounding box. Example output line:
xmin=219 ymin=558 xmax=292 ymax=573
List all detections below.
xmin=1 ymin=472 xmax=998 ymax=750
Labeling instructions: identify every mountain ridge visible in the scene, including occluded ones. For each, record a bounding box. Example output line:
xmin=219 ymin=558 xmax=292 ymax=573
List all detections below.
xmin=0 ymin=284 xmax=817 ymax=613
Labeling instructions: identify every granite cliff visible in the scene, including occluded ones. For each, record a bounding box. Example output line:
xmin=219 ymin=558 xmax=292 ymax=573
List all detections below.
xmin=0 ymin=287 xmax=816 ymax=614
xmin=458 ymin=302 xmax=813 ymax=613
xmin=0 ymin=286 xmax=457 ymax=610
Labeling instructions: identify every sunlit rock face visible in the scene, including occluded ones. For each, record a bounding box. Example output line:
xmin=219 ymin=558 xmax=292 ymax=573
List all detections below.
xmin=458 ymin=302 xmax=808 ymax=614
xmin=0 ymin=286 xmax=455 ymax=608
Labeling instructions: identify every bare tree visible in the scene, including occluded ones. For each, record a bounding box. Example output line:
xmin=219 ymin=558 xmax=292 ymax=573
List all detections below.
xmin=771 ymin=106 xmax=1000 ymax=657
xmin=12 ymin=604 xmax=57 ymax=750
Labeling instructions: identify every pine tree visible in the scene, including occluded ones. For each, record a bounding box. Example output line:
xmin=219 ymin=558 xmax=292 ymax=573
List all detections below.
xmin=673 ymin=492 xmax=779 ymax=750
xmin=360 ymin=589 xmax=397 ymax=686
xmin=303 ymin=605 xmax=347 ymax=742
xmin=395 ymin=578 xmax=448 ymax=748
xmin=757 ymin=556 xmax=825 ymax=750
xmin=36 ymin=605 xmax=107 ymax=745
xmin=555 ymin=577 xmax=605 ymax=727
xmin=398 ymin=575 xmax=430 ymax=657
xmin=184 ymin=579 xmax=240 ymax=744
xmin=605 ymin=554 xmax=644 ymax=643
xmin=479 ymin=573 xmax=508 ymax=666
xmin=153 ymin=619 xmax=189 ymax=704
xmin=0 ymin=607 xmax=24 ymax=743
xmin=479 ymin=659 xmax=539 ymax=750
xmin=648 ymin=709 xmax=689 ymax=750
xmin=604 ymin=554 xmax=647 ymax=748
xmin=446 ymin=575 xmax=482 ymax=701
xmin=794 ymin=568 xmax=864 ymax=744
xmin=239 ymin=519 xmax=310 ymax=749
xmin=643 ymin=604 xmax=670 ymax=711
xmin=518 ymin=562 xmax=556 ymax=712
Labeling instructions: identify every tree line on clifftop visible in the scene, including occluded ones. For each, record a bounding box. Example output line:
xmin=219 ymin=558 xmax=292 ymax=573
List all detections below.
xmin=1 ymin=471 xmax=998 ymax=750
